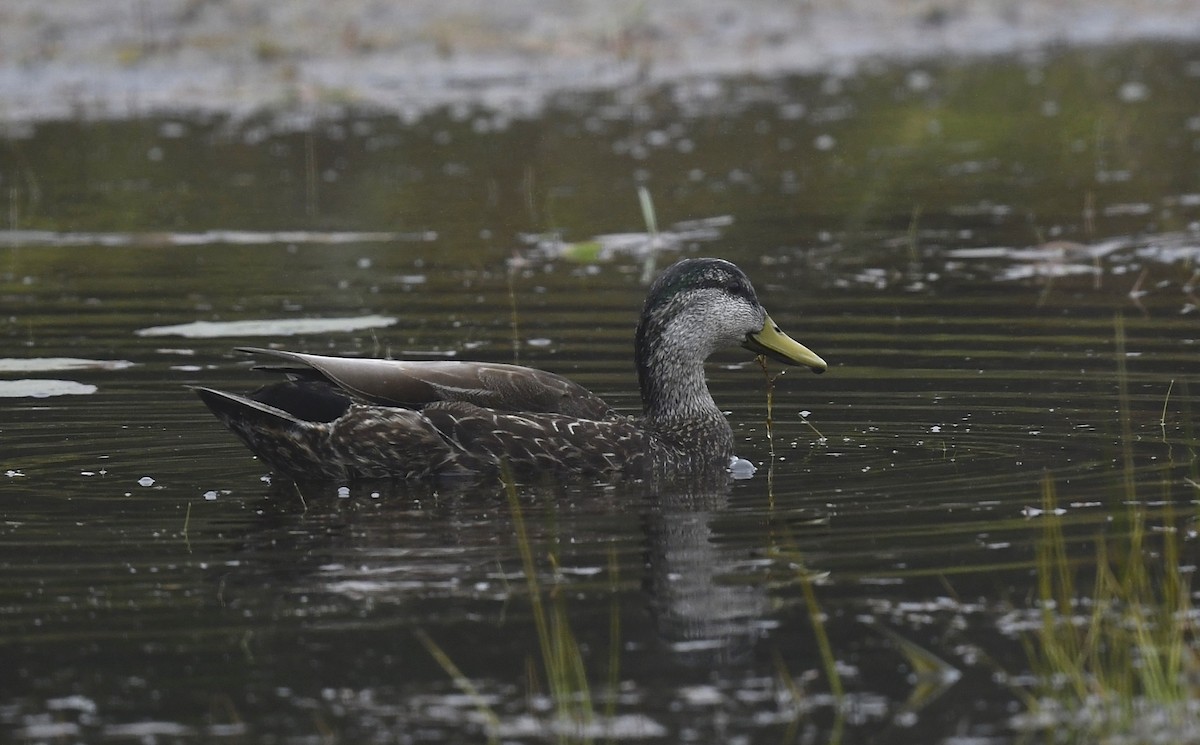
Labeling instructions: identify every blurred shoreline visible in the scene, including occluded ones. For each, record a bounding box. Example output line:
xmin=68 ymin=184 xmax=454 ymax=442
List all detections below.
xmin=1 ymin=0 xmax=1199 ymax=124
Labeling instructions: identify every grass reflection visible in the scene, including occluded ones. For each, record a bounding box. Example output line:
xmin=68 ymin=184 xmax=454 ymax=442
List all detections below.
xmin=418 ymin=469 xmax=621 ymax=745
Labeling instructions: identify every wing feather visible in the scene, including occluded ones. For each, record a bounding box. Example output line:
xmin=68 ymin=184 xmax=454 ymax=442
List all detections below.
xmin=239 ymin=347 xmax=612 ymax=419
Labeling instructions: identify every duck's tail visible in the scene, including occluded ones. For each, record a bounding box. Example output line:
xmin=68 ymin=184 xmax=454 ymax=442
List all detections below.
xmin=192 ymin=385 xmax=302 ymax=428
xmin=191 ymin=385 xmax=349 ymax=480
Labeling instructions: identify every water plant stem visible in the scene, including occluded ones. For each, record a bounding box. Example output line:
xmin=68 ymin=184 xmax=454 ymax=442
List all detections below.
xmin=415 ymin=629 xmax=502 ymax=744
xmin=637 ymin=186 xmax=660 ymax=284
xmin=1020 ymin=473 xmax=1199 ymax=740
xmin=503 ymin=467 xmax=595 ymax=739
xmin=182 ymin=502 xmax=192 ymax=553
xmin=1159 ymin=378 xmax=1175 ymax=428
xmin=800 ymin=573 xmax=844 ymax=705
xmin=507 ymin=264 xmax=521 ymax=365
xmin=756 ymin=355 xmax=778 ymax=460
xmin=1113 ymin=312 xmax=1136 ymax=502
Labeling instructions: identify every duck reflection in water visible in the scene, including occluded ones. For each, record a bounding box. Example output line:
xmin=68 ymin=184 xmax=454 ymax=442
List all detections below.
xmin=642 ymin=482 xmax=773 ymax=666
xmin=224 ymin=472 xmax=779 ymax=670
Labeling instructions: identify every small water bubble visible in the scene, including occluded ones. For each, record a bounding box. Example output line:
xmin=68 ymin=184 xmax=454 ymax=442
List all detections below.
xmin=645 ymin=129 xmax=670 ymax=147
xmin=779 ymin=102 xmax=806 ymax=120
xmin=906 ymin=70 xmax=933 ymax=92
xmin=1118 ymin=81 xmax=1149 ymax=102
xmin=728 ymin=457 xmax=757 ymax=480
xmin=159 ymin=121 xmax=187 ymax=138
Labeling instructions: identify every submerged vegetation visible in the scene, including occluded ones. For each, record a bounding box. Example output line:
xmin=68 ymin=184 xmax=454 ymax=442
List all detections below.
xmin=1011 ymin=317 xmax=1199 ymax=741
xmin=1012 ymin=475 xmax=1200 ymax=742
xmin=418 ymin=471 xmax=623 ymax=744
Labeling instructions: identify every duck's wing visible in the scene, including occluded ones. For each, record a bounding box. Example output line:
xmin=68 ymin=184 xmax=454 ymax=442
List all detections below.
xmin=237 ymin=347 xmax=613 ymax=420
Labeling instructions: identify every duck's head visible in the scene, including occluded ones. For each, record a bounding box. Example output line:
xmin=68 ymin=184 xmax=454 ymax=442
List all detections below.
xmin=636 ymin=257 xmax=827 ymax=375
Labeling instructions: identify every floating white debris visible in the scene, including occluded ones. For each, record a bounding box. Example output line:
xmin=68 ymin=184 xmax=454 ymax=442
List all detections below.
xmin=679 ymin=685 xmax=725 ymax=706
xmin=16 ymin=723 xmax=81 ymax=739
xmin=1021 ymin=506 xmax=1066 ymax=517
xmin=102 ymin=722 xmax=195 ymax=738
xmin=337 ymin=486 xmax=351 ymax=498
xmin=558 ymin=566 xmax=603 ymax=577
xmin=523 ymin=215 xmax=731 ymax=262
xmin=945 ymin=247 xmax=1012 ymax=259
xmin=0 ymin=357 xmax=134 ymax=372
xmin=46 ymin=695 xmax=97 ymax=714
xmin=138 ymin=476 xmax=156 ymax=487
xmin=1103 ymin=202 xmax=1153 ymax=217
xmin=1118 ymin=81 xmax=1149 ymax=102
xmin=0 ymin=379 xmax=98 ymax=398
xmin=135 ymin=315 xmax=397 ymax=338
xmin=203 ymin=490 xmax=218 ymax=500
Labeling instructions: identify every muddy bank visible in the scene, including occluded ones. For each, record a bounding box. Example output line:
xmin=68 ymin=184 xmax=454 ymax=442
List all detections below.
xmin=1 ymin=0 xmax=1199 ymax=123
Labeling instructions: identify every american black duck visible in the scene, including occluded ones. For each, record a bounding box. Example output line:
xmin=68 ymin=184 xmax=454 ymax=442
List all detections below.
xmin=194 ymin=257 xmax=826 ymax=480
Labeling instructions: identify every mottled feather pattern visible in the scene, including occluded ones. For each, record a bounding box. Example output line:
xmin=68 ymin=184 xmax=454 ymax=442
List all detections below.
xmin=427 ymin=367 xmax=611 ymax=420
xmin=216 ymin=395 xmax=732 ymax=480
xmin=422 ymin=401 xmax=654 ymax=475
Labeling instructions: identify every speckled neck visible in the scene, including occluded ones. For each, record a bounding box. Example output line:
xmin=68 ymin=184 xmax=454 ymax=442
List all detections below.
xmin=635 ymin=306 xmax=732 ymax=449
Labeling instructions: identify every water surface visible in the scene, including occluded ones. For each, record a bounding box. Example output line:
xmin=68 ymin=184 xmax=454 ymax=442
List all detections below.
xmin=2 ymin=42 xmax=1199 ymax=743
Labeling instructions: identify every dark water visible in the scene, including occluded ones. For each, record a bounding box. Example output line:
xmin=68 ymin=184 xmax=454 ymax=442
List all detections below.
xmin=2 ymin=42 xmax=1198 ymax=743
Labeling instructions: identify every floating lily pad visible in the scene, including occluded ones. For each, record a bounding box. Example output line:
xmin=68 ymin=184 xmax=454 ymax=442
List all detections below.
xmin=0 ymin=357 xmax=135 ymax=372
xmin=135 ymin=315 xmax=398 ymax=338
xmin=0 ymin=379 xmax=98 ymax=398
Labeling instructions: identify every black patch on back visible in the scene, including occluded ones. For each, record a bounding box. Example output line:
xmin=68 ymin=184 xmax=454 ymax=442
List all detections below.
xmin=249 ymin=380 xmax=352 ymax=423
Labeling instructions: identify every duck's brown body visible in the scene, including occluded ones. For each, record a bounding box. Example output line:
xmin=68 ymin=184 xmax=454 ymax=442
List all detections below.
xmin=194 ymin=353 xmax=734 ymax=480
xmin=195 ymin=258 xmax=826 ymax=481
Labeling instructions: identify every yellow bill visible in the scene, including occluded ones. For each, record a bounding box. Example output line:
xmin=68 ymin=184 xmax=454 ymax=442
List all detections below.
xmin=742 ymin=314 xmax=827 ymax=373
